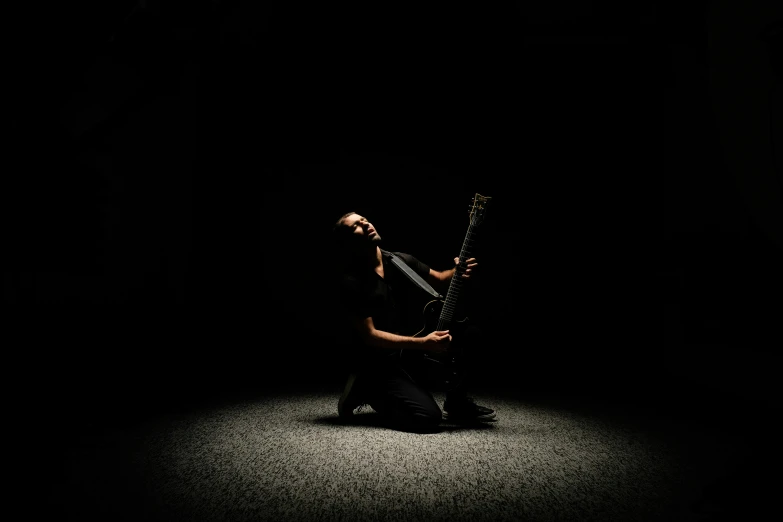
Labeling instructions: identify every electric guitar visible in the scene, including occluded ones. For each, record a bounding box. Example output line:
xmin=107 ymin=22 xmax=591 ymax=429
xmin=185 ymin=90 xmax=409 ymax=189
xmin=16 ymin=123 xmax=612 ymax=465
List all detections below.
xmin=410 ymin=192 xmax=491 ymax=339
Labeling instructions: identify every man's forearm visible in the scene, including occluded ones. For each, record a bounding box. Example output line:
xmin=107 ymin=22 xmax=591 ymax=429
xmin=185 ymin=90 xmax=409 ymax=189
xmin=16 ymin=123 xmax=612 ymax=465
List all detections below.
xmin=364 ymin=330 xmax=429 ymax=351
xmin=429 ymin=267 xmax=456 ymax=291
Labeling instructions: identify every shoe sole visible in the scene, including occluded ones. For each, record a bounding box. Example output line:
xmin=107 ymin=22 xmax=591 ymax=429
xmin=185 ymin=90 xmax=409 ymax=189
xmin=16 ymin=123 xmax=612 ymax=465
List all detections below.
xmin=442 ymin=412 xmax=497 ymax=422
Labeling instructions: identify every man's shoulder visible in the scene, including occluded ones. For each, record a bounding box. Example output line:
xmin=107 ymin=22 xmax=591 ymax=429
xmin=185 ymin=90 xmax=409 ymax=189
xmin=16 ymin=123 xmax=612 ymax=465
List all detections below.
xmin=385 ymin=250 xmax=431 ymax=279
xmin=384 ymin=250 xmax=416 ymax=263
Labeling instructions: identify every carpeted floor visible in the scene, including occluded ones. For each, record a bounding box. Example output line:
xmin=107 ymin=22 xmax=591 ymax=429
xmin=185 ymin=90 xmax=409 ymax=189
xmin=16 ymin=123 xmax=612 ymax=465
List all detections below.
xmin=36 ymin=382 xmax=773 ymax=522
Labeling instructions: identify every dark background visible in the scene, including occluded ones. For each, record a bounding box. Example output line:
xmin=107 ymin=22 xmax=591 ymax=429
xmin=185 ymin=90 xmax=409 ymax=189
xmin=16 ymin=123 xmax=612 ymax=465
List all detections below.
xmin=5 ymin=2 xmax=781 ymax=423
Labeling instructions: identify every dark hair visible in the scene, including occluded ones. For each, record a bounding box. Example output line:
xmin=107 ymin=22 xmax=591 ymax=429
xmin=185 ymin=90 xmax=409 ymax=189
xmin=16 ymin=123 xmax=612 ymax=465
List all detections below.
xmin=330 ymin=211 xmax=369 ymax=275
xmin=332 ymin=211 xmax=356 ymax=232
xmin=331 ymin=211 xmax=357 ymax=250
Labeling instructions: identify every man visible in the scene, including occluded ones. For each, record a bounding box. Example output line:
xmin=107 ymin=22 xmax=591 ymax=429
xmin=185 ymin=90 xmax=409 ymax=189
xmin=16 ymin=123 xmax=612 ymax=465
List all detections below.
xmin=331 ymin=210 xmax=496 ymax=433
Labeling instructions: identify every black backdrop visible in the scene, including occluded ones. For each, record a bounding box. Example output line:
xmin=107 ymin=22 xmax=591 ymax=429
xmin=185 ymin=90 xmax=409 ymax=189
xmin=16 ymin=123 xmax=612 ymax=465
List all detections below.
xmin=6 ymin=2 xmax=781 ymax=420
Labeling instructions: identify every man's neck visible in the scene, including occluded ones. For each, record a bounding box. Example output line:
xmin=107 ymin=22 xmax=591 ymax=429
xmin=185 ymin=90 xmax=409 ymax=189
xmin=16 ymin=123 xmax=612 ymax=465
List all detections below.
xmin=368 ymin=245 xmax=382 ymax=268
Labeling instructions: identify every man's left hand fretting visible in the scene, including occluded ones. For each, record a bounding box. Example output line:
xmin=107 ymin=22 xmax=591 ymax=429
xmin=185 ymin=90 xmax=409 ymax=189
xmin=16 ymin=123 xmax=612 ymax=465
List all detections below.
xmin=454 ymin=257 xmax=478 ymax=279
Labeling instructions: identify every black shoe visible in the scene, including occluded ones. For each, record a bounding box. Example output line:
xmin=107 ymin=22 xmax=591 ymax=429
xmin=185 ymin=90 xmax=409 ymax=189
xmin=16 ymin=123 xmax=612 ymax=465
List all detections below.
xmin=338 ymin=373 xmax=368 ymax=418
xmin=443 ymin=396 xmax=497 ymax=422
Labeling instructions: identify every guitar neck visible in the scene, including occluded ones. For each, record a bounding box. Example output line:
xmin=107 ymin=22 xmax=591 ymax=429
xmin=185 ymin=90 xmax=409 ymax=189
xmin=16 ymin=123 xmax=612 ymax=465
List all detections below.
xmin=436 ymin=223 xmax=478 ymax=330
xmin=433 ymin=192 xmax=490 ymax=332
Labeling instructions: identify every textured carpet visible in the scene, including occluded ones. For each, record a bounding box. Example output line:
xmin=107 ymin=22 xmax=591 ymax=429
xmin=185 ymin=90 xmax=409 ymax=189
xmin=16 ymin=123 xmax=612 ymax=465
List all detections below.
xmin=42 ymin=386 xmax=769 ymax=522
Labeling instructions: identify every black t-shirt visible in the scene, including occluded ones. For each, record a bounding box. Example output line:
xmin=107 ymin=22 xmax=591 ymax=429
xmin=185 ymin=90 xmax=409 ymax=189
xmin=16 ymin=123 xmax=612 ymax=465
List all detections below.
xmin=337 ymin=249 xmax=432 ymax=368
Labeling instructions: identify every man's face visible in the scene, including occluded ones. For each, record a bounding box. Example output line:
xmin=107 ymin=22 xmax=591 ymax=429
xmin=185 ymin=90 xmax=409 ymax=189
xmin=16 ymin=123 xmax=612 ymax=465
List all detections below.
xmin=343 ymin=213 xmax=382 ymax=244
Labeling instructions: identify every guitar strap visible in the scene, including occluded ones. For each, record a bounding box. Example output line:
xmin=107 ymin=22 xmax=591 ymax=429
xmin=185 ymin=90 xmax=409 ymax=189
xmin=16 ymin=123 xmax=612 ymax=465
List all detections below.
xmin=384 ymin=250 xmax=443 ymax=300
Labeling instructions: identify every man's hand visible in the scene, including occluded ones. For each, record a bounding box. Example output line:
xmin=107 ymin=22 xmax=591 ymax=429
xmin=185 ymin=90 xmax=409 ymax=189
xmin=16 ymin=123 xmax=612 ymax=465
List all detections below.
xmin=454 ymin=257 xmax=478 ymax=279
xmin=421 ymin=330 xmax=451 ymax=353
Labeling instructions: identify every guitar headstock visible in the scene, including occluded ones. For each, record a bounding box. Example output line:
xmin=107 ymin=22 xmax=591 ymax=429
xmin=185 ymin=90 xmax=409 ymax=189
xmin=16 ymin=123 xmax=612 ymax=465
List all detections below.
xmin=469 ymin=193 xmax=491 ymax=226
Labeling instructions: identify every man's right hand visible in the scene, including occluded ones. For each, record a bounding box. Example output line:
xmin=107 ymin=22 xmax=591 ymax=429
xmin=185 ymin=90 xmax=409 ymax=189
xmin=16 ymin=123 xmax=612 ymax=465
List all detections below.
xmin=421 ymin=330 xmax=451 ymax=353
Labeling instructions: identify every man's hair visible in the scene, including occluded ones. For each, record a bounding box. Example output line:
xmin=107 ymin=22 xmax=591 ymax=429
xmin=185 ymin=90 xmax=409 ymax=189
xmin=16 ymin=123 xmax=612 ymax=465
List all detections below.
xmin=332 ymin=211 xmax=356 ymax=232
xmin=330 ymin=211 xmax=365 ymax=275
xmin=331 ymin=211 xmax=357 ymax=249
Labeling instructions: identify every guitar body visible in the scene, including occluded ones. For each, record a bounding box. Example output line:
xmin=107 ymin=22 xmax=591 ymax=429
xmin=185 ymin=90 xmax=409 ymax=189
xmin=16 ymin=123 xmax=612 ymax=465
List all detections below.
xmin=411 ymin=299 xmax=469 ymax=338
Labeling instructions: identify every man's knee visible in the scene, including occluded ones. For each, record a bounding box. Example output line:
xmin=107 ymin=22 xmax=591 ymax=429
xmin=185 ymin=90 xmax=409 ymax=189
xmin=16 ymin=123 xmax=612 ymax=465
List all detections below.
xmin=382 ymin=403 xmax=442 ymax=433
xmin=397 ymin=410 xmax=442 ymax=433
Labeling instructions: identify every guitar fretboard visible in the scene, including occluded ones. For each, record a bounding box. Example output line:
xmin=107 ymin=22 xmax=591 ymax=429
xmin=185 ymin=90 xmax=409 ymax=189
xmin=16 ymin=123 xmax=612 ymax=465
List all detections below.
xmin=436 ymin=222 xmax=478 ymax=330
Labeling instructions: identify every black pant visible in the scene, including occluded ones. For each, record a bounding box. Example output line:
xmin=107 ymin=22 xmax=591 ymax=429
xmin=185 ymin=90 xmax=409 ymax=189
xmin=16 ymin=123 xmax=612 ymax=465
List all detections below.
xmin=360 ymin=323 xmax=481 ymax=432
xmin=364 ymin=364 xmax=443 ymax=433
